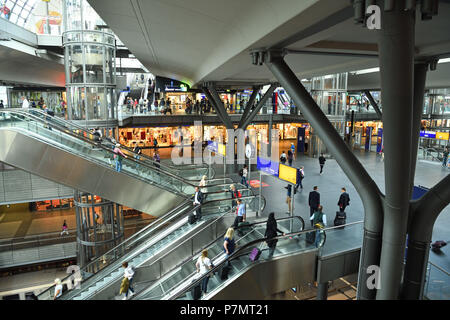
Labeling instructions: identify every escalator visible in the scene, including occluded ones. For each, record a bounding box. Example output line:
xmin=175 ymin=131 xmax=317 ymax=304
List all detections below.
xmin=0 ymin=109 xmax=224 ymax=216
xmin=134 ymin=216 xmax=308 ymax=300
xmin=37 ymin=192 xmax=266 ymax=300
xmin=8 ymin=108 xmax=214 ymax=180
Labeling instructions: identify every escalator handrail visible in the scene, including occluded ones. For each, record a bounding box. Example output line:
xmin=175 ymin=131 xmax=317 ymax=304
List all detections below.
xmin=134 ymin=194 xmax=272 ymax=296
xmin=169 ymin=220 xmax=364 ymax=300
xmin=0 ymin=110 xmax=216 ymax=192
xmin=47 ymin=194 xmax=261 ymax=300
xmin=36 ymin=199 xmax=191 ymax=299
xmin=135 ymin=213 xmax=301 ymax=299
xmin=6 ymin=108 xmax=210 ymax=173
xmin=6 ymin=108 xmax=214 ymax=174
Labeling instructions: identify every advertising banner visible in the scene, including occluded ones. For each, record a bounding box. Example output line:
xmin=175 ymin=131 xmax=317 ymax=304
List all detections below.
xmin=297 ymin=127 xmax=305 ymax=153
xmin=365 ymin=127 xmax=373 ymax=151
xmin=376 ymin=128 xmax=383 ymax=153
xmin=279 ymin=164 xmax=298 ymax=184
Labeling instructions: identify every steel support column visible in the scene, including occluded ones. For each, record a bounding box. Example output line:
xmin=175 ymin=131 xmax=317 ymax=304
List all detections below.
xmin=316 ymin=282 xmax=328 ymax=300
xmin=402 ymin=174 xmax=450 ymax=299
xmin=376 ymin=3 xmax=415 ymax=300
xmin=238 ymin=86 xmax=261 ymax=128
xmin=409 ymin=61 xmax=434 ymax=193
xmin=205 ymin=84 xmax=234 ymax=129
xmin=254 ymin=50 xmax=384 ymax=300
xmin=240 ymin=83 xmax=277 ymax=130
xmin=364 ymin=90 xmax=382 ymax=119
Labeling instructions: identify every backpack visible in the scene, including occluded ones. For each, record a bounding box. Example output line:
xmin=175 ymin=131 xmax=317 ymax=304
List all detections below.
xmin=313 ymin=211 xmax=324 ymax=227
xmin=239 ymin=169 xmax=243 ymax=176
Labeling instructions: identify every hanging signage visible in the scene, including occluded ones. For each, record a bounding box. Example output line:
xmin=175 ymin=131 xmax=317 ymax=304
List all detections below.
xmin=376 ymin=128 xmax=383 ymax=153
xmin=436 ymin=132 xmax=449 ymax=141
xmin=279 ymin=164 xmax=298 ymax=184
xmin=365 ymin=127 xmax=373 ymax=151
xmin=257 ymin=157 xmax=279 ymax=177
xmin=218 ymin=143 xmax=226 ymax=156
xmin=420 ymin=131 xmax=436 ymax=139
xmin=206 ymin=141 xmax=218 ymax=152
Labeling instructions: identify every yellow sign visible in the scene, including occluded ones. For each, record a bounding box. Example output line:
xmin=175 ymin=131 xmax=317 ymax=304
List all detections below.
xmin=218 ymin=144 xmax=226 ymax=156
xmin=436 ymin=132 xmax=449 ymax=141
xmin=279 ymin=164 xmax=297 ymax=184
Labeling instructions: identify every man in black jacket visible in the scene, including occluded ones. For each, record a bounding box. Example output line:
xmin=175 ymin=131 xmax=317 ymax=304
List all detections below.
xmin=319 ymin=153 xmax=326 ymax=175
xmin=193 ymin=186 xmax=204 ymax=220
xmin=308 ymin=186 xmax=320 ymax=226
xmin=338 ymin=187 xmax=350 ymax=213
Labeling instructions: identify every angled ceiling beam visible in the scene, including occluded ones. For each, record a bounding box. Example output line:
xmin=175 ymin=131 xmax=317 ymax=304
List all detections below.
xmin=203 ymin=84 xmax=234 ymax=129
xmin=240 ymin=83 xmax=277 ymax=130
xmin=238 ymin=86 xmax=261 ymax=129
xmin=364 ymin=90 xmax=383 ymax=119
xmin=271 ymin=5 xmax=354 ymax=49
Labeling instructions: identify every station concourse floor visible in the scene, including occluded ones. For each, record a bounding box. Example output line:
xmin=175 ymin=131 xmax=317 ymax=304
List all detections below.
xmin=0 ymin=145 xmax=448 ymax=299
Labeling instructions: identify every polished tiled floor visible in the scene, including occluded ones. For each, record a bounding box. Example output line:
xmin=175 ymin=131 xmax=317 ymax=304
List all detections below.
xmin=251 ymin=148 xmax=450 ymax=271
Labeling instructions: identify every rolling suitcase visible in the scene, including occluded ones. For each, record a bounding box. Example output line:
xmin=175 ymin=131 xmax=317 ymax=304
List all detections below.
xmin=431 ymin=240 xmax=447 ymax=253
xmin=191 ymin=280 xmax=202 ymax=300
xmin=219 ymin=264 xmax=231 ymax=280
xmin=334 ymin=211 xmax=346 ymax=228
xmin=237 ymin=221 xmax=251 ymax=237
xmin=188 ymin=212 xmax=197 ymax=224
xmin=249 ymin=247 xmax=261 ymax=262
xmin=306 ymin=230 xmax=316 ymax=244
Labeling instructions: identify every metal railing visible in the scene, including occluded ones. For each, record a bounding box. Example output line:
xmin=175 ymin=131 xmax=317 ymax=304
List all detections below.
xmin=134 ymin=215 xmax=304 ymax=300
xmin=170 ymin=220 xmax=363 ymax=300
xmin=424 ymin=261 xmax=450 ymax=300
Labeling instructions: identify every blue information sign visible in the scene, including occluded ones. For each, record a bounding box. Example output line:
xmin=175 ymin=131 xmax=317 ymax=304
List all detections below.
xmin=257 ymin=157 xmax=279 ymax=177
xmin=206 ymin=141 xmax=218 ymax=152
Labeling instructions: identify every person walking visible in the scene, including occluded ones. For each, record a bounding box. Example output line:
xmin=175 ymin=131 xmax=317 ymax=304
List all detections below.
xmin=265 ymin=212 xmax=285 ymax=259
xmin=287 ymin=149 xmax=294 ymax=166
xmin=337 ymin=187 xmax=350 ymax=213
xmin=223 ymin=228 xmax=236 ymax=264
xmin=133 ymin=141 xmax=142 ymax=169
xmin=280 ymin=150 xmax=287 ymax=164
xmin=308 ymin=186 xmax=320 ymax=227
xmin=60 ymin=220 xmax=69 ymax=236
xmin=121 ymin=261 xmax=135 ymax=300
xmin=113 ymin=143 xmax=127 ymax=172
xmin=310 ymin=205 xmax=327 ymax=247
xmin=443 ymin=147 xmax=449 ymax=167
xmin=319 ymin=153 xmax=326 ymax=175
xmin=195 ymin=249 xmax=213 ymax=296
xmin=199 ymin=175 xmax=208 ymax=200
xmin=285 ymin=184 xmax=292 ymax=215
xmin=240 ymin=164 xmax=249 ymax=187
xmin=193 ymin=186 xmax=203 ymax=220
xmin=229 ymin=184 xmax=242 ymax=209
xmin=0 ymin=100 xmax=4 ymax=108
xmin=233 ymin=199 xmax=246 ymax=228
xmin=21 ymin=96 xmax=29 ymax=109
xmin=53 ymin=278 xmax=63 ymax=300
xmin=153 ymin=150 xmax=160 ymax=168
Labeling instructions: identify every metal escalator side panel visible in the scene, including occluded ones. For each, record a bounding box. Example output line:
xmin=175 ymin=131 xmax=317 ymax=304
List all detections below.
xmin=0 ymin=128 xmax=185 ymax=217
xmin=208 ymin=249 xmax=317 ymax=300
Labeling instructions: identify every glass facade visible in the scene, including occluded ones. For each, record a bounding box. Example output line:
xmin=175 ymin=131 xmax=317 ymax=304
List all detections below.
xmin=63 ymin=0 xmax=116 ymax=123
xmin=311 ymin=73 xmax=348 ymax=116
